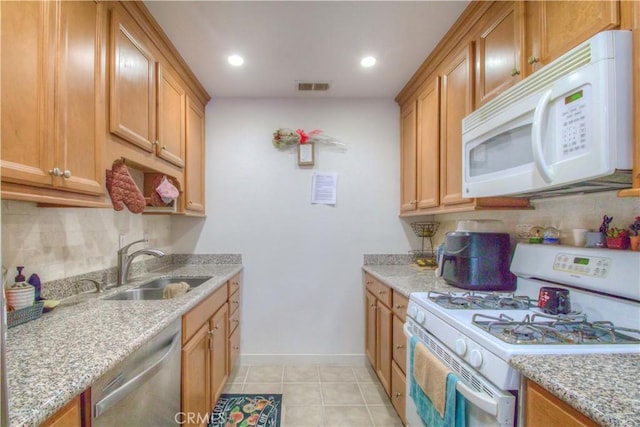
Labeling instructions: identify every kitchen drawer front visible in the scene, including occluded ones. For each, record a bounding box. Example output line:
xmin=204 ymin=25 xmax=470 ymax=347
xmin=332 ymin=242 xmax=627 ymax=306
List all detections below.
xmin=229 ymin=327 xmax=240 ymax=373
xmin=182 ymin=284 xmax=227 ymax=344
xmin=228 ymin=305 xmax=240 ymax=336
xmin=392 ymin=315 xmax=407 ymax=373
xmin=391 ymin=360 xmax=407 ymax=425
xmin=228 ymin=289 xmax=241 ymax=316
xmin=228 ymin=273 xmax=241 ymax=298
xmin=364 ymin=274 xmax=391 ymax=307
xmin=392 ymin=291 xmax=408 ymax=320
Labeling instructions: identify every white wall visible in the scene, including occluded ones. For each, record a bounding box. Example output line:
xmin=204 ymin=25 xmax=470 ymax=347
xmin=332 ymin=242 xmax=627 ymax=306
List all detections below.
xmin=172 ymin=98 xmax=411 ymax=363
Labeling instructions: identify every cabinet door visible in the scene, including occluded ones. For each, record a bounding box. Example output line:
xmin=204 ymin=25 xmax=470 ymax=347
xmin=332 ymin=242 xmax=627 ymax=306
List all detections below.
xmin=376 ymin=301 xmax=393 ymax=396
xmin=365 ymin=291 xmax=377 ymax=368
xmin=229 ymin=327 xmax=240 ymax=374
xmin=392 ymin=315 xmax=406 ymax=374
xmin=526 ymin=1 xmax=619 ymax=73
xmin=416 ymin=77 xmax=440 ymax=209
xmin=440 ymin=44 xmax=474 ymax=207
xmin=185 ymin=96 xmax=206 ymax=213
xmin=525 ymin=379 xmax=597 ymax=427
xmin=210 ymin=303 xmax=229 ymax=407
xmin=400 ymin=101 xmax=417 ymax=212
xmin=109 ymin=9 xmax=156 ymax=152
xmin=391 ymin=361 xmax=407 ymax=426
xmin=41 ymin=395 xmax=82 ymax=427
xmin=475 ymin=1 xmax=524 ymax=106
xmin=182 ymin=323 xmax=210 ymax=427
xmin=156 ymin=63 xmax=186 ymax=168
xmin=54 ymin=0 xmax=104 ymax=195
xmin=1 ymin=0 xmax=55 ymax=188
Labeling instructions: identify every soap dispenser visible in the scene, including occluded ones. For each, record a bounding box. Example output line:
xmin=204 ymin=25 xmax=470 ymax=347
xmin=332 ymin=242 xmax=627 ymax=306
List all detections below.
xmin=14 ymin=266 xmax=26 ymax=287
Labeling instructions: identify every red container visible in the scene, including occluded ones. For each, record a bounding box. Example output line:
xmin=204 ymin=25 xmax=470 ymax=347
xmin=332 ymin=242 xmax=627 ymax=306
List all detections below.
xmin=606 ymin=236 xmax=630 ymax=250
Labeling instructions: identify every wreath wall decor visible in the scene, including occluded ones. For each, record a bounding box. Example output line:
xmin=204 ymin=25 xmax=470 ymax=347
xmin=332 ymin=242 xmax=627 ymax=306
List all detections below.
xmin=272 ymin=128 xmax=346 ymax=150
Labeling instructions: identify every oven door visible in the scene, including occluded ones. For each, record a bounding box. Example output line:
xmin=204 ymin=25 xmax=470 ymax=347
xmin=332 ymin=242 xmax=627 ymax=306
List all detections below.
xmin=404 ymin=320 xmax=516 ymax=427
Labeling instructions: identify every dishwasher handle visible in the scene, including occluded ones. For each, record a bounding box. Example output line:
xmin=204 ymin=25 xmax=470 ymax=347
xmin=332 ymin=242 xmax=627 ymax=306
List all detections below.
xmin=94 ymin=331 xmax=180 ymax=418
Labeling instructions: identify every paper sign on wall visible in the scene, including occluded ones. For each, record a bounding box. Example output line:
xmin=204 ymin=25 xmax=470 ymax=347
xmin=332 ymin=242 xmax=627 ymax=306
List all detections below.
xmin=311 ymin=172 xmax=338 ymax=205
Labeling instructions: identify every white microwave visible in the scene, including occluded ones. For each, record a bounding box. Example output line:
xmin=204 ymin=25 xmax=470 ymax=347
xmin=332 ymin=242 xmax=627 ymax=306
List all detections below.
xmin=462 ymin=30 xmax=632 ymax=199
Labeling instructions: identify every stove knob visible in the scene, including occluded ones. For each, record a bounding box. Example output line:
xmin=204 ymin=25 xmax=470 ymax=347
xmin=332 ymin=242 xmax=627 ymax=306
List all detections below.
xmin=455 ymin=339 xmax=467 ymax=357
xmin=469 ymin=349 xmax=483 ymax=369
xmin=409 ymin=306 xmax=417 ymax=318
xmin=416 ymin=310 xmax=426 ymax=325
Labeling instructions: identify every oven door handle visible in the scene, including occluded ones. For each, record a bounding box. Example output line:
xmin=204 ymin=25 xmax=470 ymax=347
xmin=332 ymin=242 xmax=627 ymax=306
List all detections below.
xmin=455 ymin=381 xmax=498 ymax=417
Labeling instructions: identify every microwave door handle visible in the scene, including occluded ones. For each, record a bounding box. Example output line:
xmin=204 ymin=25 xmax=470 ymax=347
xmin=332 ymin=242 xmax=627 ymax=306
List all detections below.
xmin=456 ymin=381 xmax=498 ymax=417
xmin=531 ymin=89 xmax=555 ymax=183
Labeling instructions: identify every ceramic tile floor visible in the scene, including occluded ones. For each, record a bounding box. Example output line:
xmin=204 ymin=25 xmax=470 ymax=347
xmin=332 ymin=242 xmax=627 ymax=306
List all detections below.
xmin=222 ymin=365 xmax=403 ymax=427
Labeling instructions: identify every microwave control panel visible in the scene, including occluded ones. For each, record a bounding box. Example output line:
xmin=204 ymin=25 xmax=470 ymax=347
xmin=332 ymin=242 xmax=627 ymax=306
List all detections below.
xmin=556 ymin=85 xmax=591 ymax=160
xmin=553 ymin=253 xmax=610 ymax=278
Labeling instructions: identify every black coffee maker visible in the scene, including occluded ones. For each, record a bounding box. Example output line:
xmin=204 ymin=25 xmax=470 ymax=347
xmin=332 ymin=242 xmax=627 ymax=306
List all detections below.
xmin=437 ymin=231 xmax=515 ymax=291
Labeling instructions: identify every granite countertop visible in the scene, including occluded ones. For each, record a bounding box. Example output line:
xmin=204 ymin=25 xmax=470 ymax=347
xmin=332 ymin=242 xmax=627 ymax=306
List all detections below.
xmin=362 ymin=264 xmax=457 ymax=296
xmin=511 ymin=353 xmax=640 ymax=427
xmin=6 ymin=262 xmax=243 ymax=427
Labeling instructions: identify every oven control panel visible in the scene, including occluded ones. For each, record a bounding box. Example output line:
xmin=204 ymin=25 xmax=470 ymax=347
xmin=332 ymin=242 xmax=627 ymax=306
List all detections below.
xmin=553 ymin=253 xmax=611 ymax=278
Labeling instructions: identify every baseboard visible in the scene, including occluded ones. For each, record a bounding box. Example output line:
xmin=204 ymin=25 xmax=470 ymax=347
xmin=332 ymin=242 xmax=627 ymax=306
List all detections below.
xmin=238 ymin=354 xmax=367 ymax=366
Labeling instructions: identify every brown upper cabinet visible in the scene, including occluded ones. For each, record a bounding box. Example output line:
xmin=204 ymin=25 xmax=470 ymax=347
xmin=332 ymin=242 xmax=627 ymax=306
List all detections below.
xmin=474 ymin=1 xmax=525 ymax=106
xmin=524 ymin=1 xmax=620 ymax=75
xmin=185 ymin=96 xmax=206 ymax=214
xmin=396 ymin=0 xmax=639 ymax=214
xmin=1 ymin=0 xmax=106 ymax=207
xmin=109 ymin=8 xmax=187 ymax=169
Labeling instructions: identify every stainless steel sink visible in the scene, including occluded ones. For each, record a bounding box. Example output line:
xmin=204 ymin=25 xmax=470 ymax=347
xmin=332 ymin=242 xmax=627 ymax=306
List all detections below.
xmin=104 ymin=289 xmax=166 ymax=301
xmin=102 ymin=276 xmax=213 ymax=301
xmin=135 ymin=276 xmax=212 ymax=290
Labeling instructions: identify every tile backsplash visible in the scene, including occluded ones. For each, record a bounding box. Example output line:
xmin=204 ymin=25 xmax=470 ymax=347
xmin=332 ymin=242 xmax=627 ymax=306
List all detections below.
xmin=1 ymin=200 xmax=172 ymax=284
xmin=403 ymin=191 xmax=639 ymax=249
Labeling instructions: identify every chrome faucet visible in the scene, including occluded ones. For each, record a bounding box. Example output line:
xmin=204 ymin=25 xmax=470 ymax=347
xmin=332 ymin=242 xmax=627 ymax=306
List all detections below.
xmin=117 ymin=238 xmax=165 ymax=286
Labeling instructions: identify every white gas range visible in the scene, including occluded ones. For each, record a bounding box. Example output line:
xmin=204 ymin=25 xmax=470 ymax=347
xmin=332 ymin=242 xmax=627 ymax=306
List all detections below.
xmin=404 ymin=244 xmax=640 ymax=427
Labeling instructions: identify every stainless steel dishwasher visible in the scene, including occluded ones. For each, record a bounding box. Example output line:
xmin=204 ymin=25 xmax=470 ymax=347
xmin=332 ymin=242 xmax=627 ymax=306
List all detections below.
xmin=91 ymin=319 xmax=181 ymax=426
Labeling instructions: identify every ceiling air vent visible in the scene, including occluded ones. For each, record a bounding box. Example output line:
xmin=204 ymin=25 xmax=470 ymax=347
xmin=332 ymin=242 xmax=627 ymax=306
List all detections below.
xmin=297 ymin=81 xmax=331 ymax=92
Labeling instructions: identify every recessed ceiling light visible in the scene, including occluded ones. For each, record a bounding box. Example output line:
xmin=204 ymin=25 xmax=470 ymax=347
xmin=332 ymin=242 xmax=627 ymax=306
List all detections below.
xmin=228 ymin=55 xmax=244 ymax=66
xmin=360 ymin=56 xmax=376 ymax=68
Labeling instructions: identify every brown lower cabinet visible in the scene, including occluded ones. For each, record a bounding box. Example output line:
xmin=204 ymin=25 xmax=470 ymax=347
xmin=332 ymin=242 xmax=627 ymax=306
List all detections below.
xmin=524 ymin=379 xmax=597 ymax=427
xmin=181 ymin=273 xmax=242 ymax=427
xmin=41 ymin=391 xmax=90 ymax=427
xmin=364 ymin=272 xmax=408 ymax=424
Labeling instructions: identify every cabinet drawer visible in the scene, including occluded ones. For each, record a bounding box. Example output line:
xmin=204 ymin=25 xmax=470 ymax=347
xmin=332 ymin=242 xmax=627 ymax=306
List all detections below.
xmin=392 ymin=316 xmax=407 ymax=374
xmin=364 ymin=274 xmax=391 ymax=307
xmin=228 ymin=273 xmax=241 ymax=298
xmin=229 ymin=327 xmax=240 ymax=373
xmin=392 ymin=291 xmax=408 ymax=320
xmin=391 ymin=361 xmax=407 ymax=425
xmin=182 ymin=284 xmax=227 ymax=344
xmin=228 ymin=290 xmax=241 ymax=316
xmin=229 ymin=305 xmax=240 ymax=336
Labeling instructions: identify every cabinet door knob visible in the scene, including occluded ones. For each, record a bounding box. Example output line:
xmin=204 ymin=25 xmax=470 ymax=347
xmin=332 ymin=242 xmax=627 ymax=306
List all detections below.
xmin=378 ymin=290 xmax=385 ymax=295
xmin=153 ymin=140 xmax=159 ymax=146
xmin=511 ymin=68 xmax=520 ymax=77
xmin=214 ymin=324 xmax=220 ymax=330
xmin=395 ymin=304 xmax=404 ymax=309
xmin=162 ymin=145 xmax=167 ymax=150
xmin=370 ymin=303 xmax=376 ymax=308
xmin=233 ymin=346 xmax=240 ymax=350
xmin=411 ymin=199 xmax=418 ymax=204
xmin=396 ymin=344 xmax=404 ymax=349
xmin=62 ymin=170 xmax=71 ymax=179
xmin=527 ymin=56 xmax=539 ymax=65
xmin=188 ymin=200 xmax=193 ymax=205
xmin=395 ymin=392 xmax=402 ymax=398
xmin=49 ymin=167 xmax=62 ymax=176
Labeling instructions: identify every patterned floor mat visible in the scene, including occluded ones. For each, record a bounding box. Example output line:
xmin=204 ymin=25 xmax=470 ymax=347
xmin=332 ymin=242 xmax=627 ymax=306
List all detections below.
xmin=209 ymin=394 xmax=282 ymax=427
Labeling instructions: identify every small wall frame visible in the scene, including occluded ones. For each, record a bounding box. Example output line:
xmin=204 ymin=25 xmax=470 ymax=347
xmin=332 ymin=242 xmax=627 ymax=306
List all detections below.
xmin=297 ymin=141 xmax=315 ymax=167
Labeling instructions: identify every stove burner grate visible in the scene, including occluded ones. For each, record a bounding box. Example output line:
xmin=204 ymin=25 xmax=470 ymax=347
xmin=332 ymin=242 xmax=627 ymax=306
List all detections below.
xmin=472 ymin=313 xmax=640 ymax=345
xmin=428 ymin=291 xmax=532 ymax=310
